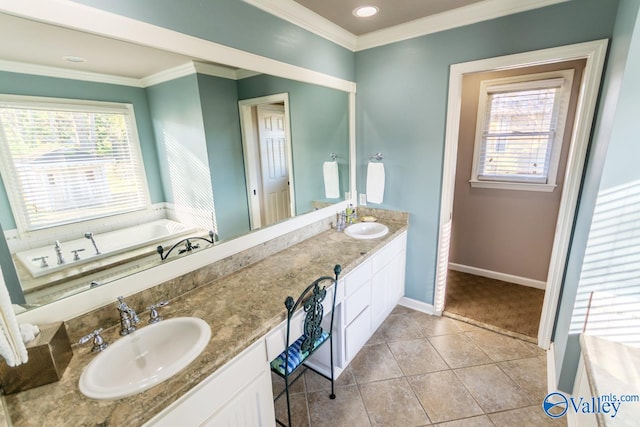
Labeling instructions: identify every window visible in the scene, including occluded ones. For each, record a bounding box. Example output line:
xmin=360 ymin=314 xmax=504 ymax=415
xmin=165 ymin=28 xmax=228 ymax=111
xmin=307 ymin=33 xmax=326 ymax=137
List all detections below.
xmin=470 ymin=70 xmax=574 ymax=191
xmin=0 ymin=95 xmax=149 ymax=232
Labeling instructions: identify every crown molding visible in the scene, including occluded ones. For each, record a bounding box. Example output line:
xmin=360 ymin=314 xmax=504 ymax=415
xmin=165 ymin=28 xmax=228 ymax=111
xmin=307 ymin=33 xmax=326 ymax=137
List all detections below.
xmin=140 ymin=62 xmax=195 ymax=87
xmin=242 ymin=0 xmax=357 ymax=50
xmin=356 ymin=0 xmax=570 ymax=51
xmin=0 ymin=58 xmax=144 ymax=87
xmin=243 ymin=0 xmax=569 ymax=52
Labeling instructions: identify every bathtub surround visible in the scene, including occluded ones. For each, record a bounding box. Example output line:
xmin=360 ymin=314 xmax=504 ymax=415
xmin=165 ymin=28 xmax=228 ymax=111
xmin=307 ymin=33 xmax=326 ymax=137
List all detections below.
xmin=1 ymin=208 xmax=408 ymax=425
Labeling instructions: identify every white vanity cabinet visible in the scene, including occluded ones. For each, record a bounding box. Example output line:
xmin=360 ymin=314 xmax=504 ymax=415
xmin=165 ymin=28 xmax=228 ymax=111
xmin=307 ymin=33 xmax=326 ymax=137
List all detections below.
xmin=342 ymin=230 xmax=407 ymax=366
xmin=145 ymin=339 xmax=275 ymax=427
xmin=146 ymin=229 xmax=407 ymax=426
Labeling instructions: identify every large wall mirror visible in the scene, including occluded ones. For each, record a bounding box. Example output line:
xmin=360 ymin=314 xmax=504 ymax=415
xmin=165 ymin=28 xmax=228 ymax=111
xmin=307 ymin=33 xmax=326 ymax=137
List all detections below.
xmin=0 ymin=10 xmax=352 ymax=313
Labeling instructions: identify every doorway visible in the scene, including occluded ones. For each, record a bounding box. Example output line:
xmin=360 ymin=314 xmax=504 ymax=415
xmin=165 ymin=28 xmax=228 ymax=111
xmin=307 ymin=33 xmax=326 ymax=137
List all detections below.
xmin=434 ymin=40 xmax=608 ymax=348
xmin=238 ymin=93 xmax=295 ymax=230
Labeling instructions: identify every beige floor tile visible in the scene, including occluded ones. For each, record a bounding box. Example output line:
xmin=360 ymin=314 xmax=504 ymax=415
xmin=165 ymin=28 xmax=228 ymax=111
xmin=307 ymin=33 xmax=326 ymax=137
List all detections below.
xmin=388 ymin=338 xmax=449 ymax=376
xmin=498 ymin=356 xmax=548 ymax=403
xmin=274 ymin=391 xmax=310 ymax=427
xmin=434 ymin=415 xmax=494 ymax=427
xmin=408 ymin=370 xmax=484 ymax=423
xmin=410 ymin=312 xmax=470 ymax=336
xmin=489 ymin=405 xmax=567 ymax=426
xmin=370 ymin=314 xmax=424 ymax=343
xmin=272 ymin=370 xmax=305 ymax=397
xmin=304 ymin=365 xmax=356 ymax=393
xmin=428 ymin=334 xmax=492 ymax=368
xmin=308 ymin=385 xmax=371 ymax=427
xmin=455 ymin=364 xmax=531 ymax=412
xmin=464 ymin=330 xmax=539 ymax=362
xmin=350 ymin=343 xmax=404 ymax=384
xmin=390 ymin=304 xmax=415 ymax=316
xmin=360 ymin=377 xmax=430 ymax=427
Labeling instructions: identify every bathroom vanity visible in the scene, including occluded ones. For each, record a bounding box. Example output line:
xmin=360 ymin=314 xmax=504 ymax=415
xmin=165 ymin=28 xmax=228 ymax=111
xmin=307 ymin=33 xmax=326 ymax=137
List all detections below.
xmin=2 ymin=210 xmax=408 ymax=426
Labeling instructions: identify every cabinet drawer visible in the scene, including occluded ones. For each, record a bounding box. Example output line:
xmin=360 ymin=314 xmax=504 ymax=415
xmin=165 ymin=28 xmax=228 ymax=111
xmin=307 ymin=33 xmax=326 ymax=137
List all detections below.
xmin=344 ymin=259 xmax=371 ymax=297
xmin=345 ymin=306 xmax=371 ymax=362
xmin=372 ymin=232 xmax=407 ymax=273
xmin=345 ymin=279 xmax=371 ymax=325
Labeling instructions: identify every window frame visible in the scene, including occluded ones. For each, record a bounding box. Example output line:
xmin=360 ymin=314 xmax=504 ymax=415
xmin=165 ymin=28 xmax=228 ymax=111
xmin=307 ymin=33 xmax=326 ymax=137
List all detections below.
xmin=0 ymin=94 xmax=151 ymax=234
xmin=469 ymin=69 xmax=575 ymax=192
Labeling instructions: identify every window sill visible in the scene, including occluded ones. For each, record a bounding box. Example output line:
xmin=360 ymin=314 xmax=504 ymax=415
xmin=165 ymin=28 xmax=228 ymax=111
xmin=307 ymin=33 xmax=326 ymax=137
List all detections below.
xmin=469 ymin=180 xmax=557 ymax=192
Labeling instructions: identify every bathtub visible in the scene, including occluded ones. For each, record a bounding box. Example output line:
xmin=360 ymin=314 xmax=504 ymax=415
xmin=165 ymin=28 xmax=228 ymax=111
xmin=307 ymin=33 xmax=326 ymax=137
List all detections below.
xmin=16 ymin=219 xmax=199 ymax=278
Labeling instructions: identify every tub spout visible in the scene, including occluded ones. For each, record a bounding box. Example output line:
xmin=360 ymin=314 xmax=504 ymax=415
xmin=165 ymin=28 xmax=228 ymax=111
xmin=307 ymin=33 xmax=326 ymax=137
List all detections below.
xmin=84 ymin=232 xmax=101 ymax=255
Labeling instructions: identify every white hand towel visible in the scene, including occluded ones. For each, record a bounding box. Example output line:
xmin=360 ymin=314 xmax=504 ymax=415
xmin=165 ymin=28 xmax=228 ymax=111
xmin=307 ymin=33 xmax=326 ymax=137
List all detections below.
xmin=366 ymin=162 xmax=385 ymax=204
xmin=0 ymin=266 xmax=28 ymax=367
xmin=323 ymin=161 xmax=340 ymax=199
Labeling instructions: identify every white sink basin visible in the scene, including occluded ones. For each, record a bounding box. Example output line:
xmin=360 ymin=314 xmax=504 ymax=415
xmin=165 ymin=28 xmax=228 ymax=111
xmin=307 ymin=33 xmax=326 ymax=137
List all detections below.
xmin=79 ymin=317 xmax=211 ymax=400
xmin=344 ymin=222 xmax=389 ymax=239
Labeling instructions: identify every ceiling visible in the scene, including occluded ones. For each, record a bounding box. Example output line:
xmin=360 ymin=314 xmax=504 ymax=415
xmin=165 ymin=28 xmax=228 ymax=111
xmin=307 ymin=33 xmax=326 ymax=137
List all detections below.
xmin=293 ymin=0 xmax=486 ymax=35
xmin=0 ymin=13 xmax=228 ymax=81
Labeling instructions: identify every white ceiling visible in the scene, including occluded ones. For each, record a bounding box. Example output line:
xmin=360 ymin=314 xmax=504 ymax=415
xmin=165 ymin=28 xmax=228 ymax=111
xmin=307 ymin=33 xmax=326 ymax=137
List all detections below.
xmin=293 ymin=0 xmax=486 ymax=35
xmin=0 ymin=12 xmax=233 ymax=81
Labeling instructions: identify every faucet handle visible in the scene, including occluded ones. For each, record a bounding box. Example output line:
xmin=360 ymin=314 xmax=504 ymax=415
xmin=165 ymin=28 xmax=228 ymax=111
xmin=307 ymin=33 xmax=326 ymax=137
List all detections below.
xmin=79 ymin=328 xmax=108 ymax=352
xmin=32 ymin=256 xmax=49 ymax=268
xmin=146 ymin=301 xmax=168 ymax=324
xmin=71 ymin=248 xmax=85 ymax=261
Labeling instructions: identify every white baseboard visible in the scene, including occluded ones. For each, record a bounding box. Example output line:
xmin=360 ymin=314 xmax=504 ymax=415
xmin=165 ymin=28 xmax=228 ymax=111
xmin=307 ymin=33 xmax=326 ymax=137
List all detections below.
xmin=547 ymin=341 xmax=557 ymax=394
xmin=449 ymin=263 xmax=546 ymax=290
xmin=399 ymin=297 xmax=435 ymax=315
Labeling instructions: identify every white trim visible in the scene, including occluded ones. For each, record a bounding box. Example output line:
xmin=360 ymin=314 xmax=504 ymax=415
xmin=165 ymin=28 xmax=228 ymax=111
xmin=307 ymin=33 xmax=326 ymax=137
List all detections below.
xmin=449 ymin=263 xmax=546 ymax=290
xmin=436 ymin=39 xmax=609 ymax=350
xmin=468 ymin=180 xmax=557 ymax=192
xmin=244 ymin=0 xmax=569 ymax=52
xmin=0 ymin=0 xmax=355 ymax=93
xmin=399 ymin=297 xmax=435 ymax=315
xmin=547 ymin=341 xmax=558 ymax=394
xmin=0 ymin=58 xmax=143 ymax=87
xmin=355 ymin=0 xmax=570 ymax=51
xmin=242 ymin=0 xmax=356 ymax=51
xmin=140 ymin=63 xmax=196 ymax=87
xmin=349 ymin=92 xmax=357 ymax=204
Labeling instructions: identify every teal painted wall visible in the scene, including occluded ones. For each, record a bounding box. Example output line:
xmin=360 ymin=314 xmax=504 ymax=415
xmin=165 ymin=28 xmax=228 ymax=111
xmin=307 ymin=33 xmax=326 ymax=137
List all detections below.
xmin=354 ymin=0 xmax=619 ymax=305
xmin=237 ymin=75 xmax=349 ymax=214
xmin=196 ymin=73 xmax=250 ymax=241
xmin=0 ymin=70 xmax=164 ymax=229
xmin=70 ymin=0 xmax=354 ymax=82
xmin=146 ymin=75 xmax=215 ymax=219
xmin=554 ymin=0 xmax=640 ymax=392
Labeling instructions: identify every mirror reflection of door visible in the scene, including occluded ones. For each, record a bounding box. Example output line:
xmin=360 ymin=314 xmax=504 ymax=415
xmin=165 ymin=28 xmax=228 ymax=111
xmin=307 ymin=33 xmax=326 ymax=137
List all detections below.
xmin=238 ymin=93 xmax=295 ymax=230
xmin=257 ymin=105 xmax=291 ymax=226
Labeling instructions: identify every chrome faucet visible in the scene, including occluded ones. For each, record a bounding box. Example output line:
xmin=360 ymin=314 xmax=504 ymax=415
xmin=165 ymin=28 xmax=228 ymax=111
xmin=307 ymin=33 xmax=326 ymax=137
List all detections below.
xmin=54 ymin=240 xmax=65 ymax=264
xmin=117 ymin=296 xmax=140 ymax=336
xmin=84 ymin=232 xmax=101 ymax=255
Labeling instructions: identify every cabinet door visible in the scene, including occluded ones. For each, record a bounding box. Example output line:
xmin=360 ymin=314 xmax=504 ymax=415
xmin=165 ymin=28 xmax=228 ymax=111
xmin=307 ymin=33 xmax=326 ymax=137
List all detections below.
xmin=371 ymin=267 xmax=389 ymax=331
xmin=344 ymin=306 xmax=371 ymax=362
xmin=202 ymin=369 xmax=275 ymax=427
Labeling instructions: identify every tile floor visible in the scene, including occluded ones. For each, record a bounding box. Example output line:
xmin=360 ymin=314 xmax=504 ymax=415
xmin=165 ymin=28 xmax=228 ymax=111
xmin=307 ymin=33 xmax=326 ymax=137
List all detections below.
xmin=271 ymin=305 xmax=567 ymax=427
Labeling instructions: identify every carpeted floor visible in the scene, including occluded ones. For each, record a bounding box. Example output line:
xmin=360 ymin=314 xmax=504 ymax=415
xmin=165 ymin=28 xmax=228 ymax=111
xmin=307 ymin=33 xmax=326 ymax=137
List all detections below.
xmin=444 ymin=269 xmax=545 ymax=340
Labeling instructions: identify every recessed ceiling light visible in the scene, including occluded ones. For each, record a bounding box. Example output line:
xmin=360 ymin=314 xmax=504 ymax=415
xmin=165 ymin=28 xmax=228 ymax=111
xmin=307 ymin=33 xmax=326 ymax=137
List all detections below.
xmin=353 ymin=6 xmax=379 ymax=18
xmin=63 ymin=56 xmax=86 ymax=63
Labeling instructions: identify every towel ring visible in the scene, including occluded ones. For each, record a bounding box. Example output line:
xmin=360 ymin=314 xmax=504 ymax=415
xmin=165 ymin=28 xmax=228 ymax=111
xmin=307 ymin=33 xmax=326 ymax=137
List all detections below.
xmin=329 ymin=153 xmax=337 ymax=161
xmin=370 ymin=153 xmax=383 ymax=161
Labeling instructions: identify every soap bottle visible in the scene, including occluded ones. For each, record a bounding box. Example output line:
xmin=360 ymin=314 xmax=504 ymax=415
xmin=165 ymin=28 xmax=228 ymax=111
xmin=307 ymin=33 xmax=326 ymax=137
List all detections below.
xmin=346 ymin=204 xmax=354 ymax=224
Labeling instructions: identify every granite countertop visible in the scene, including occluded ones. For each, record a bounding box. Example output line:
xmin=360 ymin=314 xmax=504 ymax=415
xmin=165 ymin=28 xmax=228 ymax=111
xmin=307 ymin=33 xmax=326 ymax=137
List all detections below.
xmin=4 ymin=218 xmax=408 ymax=426
xmin=580 ymin=334 xmax=640 ymax=426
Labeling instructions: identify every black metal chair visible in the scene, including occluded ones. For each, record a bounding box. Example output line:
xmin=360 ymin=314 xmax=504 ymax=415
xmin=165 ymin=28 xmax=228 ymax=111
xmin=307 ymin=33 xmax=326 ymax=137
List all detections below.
xmin=270 ymin=264 xmax=342 ymax=427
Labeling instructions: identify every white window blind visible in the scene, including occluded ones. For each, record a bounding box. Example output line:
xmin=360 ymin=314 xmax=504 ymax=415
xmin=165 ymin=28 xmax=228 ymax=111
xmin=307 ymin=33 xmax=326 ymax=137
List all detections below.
xmin=471 ymin=70 xmax=574 ymax=191
xmin=0 ymin=96 xmax=149 ymax=231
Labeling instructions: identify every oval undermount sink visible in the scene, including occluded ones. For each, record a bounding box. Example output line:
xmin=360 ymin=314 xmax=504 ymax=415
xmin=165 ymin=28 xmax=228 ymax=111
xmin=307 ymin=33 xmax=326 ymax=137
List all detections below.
xmin=79 ymin=317 xmax=211 ymax=400
xmin=344 ymin=222 xmax=389 ymax=239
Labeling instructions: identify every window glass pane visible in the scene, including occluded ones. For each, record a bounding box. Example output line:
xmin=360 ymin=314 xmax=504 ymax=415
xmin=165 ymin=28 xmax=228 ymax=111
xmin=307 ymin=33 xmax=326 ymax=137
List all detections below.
xmin=0 ymin=103 xmax=148 ymax=230
xmin=478 ymin=87 xmax=558 ymax=183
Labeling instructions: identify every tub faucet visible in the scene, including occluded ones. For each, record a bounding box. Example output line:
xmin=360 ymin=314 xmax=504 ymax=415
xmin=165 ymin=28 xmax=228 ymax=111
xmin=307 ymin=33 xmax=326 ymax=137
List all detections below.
xmin=84 ymin=232 xmax=101 ymax=255
xmin=54 ymin=240 xmax=65 ymax=264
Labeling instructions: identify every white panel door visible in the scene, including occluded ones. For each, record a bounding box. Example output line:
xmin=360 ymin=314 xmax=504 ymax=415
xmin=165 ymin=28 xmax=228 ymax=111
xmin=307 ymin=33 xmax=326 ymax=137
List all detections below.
xmin=257 ymin=106 xmax=291 ymax=226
